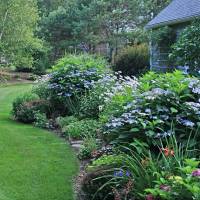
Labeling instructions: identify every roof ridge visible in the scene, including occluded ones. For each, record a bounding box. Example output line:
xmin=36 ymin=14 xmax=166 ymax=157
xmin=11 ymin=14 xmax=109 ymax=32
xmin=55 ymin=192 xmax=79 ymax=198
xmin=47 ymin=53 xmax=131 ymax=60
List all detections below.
xmin=146 ymin=0 xmax=200 ymax=29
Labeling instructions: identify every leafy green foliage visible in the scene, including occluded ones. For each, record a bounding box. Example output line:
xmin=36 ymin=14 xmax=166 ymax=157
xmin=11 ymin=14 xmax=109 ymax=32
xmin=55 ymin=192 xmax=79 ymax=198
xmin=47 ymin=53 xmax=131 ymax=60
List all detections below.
xmin=150 ymin=26 xmax=176 ymax=46
xmin=12 ymin=92 xmax=50 ymax=123
xmin=170 ymin=20 xmax=200 ymax=73
xmin=45 ymin=54 xmax=108 ymax=115
xmin=34 ymin=111 xmax=49 ymax=128
xmin=145 ymin=159 xmax=200 ymax=200
xmin=0 ymin=0 xmax=43 ymax=69
xmin=78 ymin=136 xmax=99 ymax=160
xmin=39 ymin=5 xmax=77 ymax=60
xmin=52 ymin=54 xmax=108 ymax=72
xmin=84 ymin=135 xmax=198 ymax=200
xmin=102 ymin=71 xmax=200 ymax=146
xmin=56 ymin=115 xmax=78 ymax=129
xmin=12 ymin=92 xmax=39 ymax=123
xmin=63 ymin=119 xmax=100 ymax=139
xmin=113 ymin=44 xmax=149 ymax=76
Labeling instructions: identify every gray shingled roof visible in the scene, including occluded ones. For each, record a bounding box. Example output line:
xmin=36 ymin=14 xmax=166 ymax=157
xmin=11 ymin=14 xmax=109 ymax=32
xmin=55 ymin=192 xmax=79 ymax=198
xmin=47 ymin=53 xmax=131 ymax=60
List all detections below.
xmin=146 ymin=0 xmax=200 ymax=29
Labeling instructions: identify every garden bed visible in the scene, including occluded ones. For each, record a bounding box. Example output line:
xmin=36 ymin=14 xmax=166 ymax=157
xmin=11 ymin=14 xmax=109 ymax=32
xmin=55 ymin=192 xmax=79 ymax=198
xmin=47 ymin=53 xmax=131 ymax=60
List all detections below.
xmin=11 ymin=54 xmax=200 ymax=200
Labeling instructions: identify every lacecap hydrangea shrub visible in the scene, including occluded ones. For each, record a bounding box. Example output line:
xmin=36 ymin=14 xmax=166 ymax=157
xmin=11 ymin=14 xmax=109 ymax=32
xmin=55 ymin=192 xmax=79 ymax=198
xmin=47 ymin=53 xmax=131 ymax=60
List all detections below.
xmin=99 ymin=70 xmax=200 ymax=147
xmin=34 ymin=54 xmax=109 ymax=116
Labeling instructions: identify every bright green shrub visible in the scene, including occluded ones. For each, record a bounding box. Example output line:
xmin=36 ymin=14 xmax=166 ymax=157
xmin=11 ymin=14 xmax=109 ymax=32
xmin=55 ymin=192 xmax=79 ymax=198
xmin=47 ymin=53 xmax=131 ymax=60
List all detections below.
xmin=113 ymin=44 xmax=149 ymax=76
xmin=52 ymin=54 xmax=108 ymax=72
xmin=64 ymin=119 xmax=101 ymax=139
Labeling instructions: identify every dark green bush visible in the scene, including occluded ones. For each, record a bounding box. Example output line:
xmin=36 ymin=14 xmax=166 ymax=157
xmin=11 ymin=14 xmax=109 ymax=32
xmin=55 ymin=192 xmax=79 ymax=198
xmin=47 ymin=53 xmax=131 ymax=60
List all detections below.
xmin=12 ymin=92 xmax=50 ymax=123
xmin=32 ymin=45 xmax=50 ymax=75
xmin=113 ymin=44 xmax=149 ymax=76
xmin=12 ymin=92 xmax=38 ymax=123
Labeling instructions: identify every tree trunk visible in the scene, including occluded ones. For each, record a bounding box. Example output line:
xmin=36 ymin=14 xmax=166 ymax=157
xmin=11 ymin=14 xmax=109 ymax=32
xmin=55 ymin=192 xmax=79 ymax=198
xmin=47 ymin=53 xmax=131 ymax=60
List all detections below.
xmin=0 ymin=9 xmax=9 ymax=41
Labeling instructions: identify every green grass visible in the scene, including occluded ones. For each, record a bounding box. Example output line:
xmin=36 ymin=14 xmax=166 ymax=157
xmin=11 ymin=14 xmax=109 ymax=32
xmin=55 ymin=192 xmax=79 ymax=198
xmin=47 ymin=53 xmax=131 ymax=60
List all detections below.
xmin=0 ymin=84 xmax=79 ymax=200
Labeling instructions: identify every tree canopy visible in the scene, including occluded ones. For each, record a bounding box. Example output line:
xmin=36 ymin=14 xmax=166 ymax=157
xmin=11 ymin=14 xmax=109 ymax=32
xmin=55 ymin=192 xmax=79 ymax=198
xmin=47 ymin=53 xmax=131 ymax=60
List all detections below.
xmin=0 ymin=0 xmax=171 ymax=69
xmin=0 ymin=0 xmax=42 ymax=68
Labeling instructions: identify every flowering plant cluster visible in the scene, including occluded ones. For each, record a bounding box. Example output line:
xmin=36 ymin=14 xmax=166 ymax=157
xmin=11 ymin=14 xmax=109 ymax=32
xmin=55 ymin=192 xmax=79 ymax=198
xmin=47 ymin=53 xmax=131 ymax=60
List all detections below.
xmin=145 ymin=159 xmax=200 ymax=200
xmin=48 ymin=67 xmax=101 ymax=98
xmin=102 ymin=71 xmax=200 ymax=147
xmin=79 ymin=71 xmax=138 ymax=120
xmin=33 ymin=54 xmax=109 ymax=116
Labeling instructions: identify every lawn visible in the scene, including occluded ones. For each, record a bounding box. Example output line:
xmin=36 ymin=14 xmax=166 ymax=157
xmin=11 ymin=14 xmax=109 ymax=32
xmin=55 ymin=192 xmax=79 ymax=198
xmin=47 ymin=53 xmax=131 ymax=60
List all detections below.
xmin=0 ymin=84 xmax=79 ymax=200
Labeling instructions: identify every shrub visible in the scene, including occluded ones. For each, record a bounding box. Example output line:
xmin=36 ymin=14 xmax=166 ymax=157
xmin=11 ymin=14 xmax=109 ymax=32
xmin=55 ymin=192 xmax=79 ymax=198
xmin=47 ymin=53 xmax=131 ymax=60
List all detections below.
xmin=39 ymin=54 xmax=109 ymax=116
xmin=63 ymin=119 xmax=101 ymax=139
xmin=52 ymin=54 xmax=108 ymax=72
xmin=33 ymin=78 xmax=51 ymax=99
xmin=101 ymin=71 xmax=200 ymax=146
xmin=12 ymin=92 xmax=39 ymax=123
xmin=170 ymin=20 xmax=200 ymax=73
xmin=99 ymin=72 xmax=138 ymax=123
xmin=56 ymin=116 xmax=78 ymax=129
xmin=113 ymin=44 xmax=149 ymax=76
xmin=12 ymin=92 xmax=50 ymax=123
xmin=78 ymin=71 xmax=136 ymax=120
xmin=34 ymin=111 xmax=49 ymax=129
xmin=78 ymin=136 xmax=99 ymax=160
xmin=32 ymin=44 xmax=50 ymax=75
xmin=79 ymin=79 xmax=109 ymax=119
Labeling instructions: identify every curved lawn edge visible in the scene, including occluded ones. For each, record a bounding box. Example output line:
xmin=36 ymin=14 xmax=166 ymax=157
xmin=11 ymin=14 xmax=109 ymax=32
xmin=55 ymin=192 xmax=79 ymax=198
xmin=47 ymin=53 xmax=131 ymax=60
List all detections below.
xmin=0 ymin=84 xmax=79 ymax=200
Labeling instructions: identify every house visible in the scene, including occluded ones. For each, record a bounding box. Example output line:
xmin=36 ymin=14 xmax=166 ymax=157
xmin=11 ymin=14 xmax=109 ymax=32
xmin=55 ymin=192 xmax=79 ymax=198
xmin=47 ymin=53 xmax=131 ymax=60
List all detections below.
xmin=146 ymin=0 xmax=200 ymax=72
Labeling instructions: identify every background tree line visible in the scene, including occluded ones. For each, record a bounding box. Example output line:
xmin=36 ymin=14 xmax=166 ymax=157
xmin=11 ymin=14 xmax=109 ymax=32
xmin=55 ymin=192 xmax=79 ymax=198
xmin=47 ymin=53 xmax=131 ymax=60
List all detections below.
xmin=0 ymin=0 xmax=171 ymax=73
